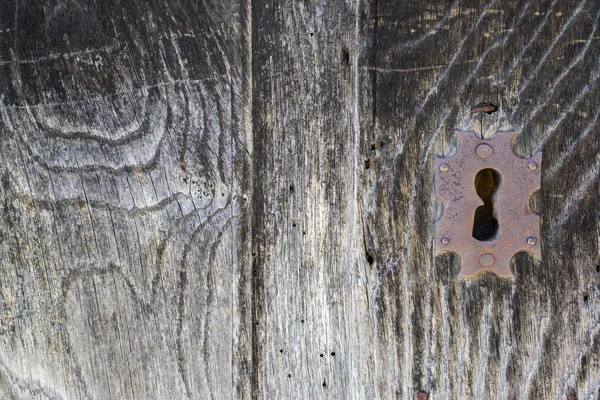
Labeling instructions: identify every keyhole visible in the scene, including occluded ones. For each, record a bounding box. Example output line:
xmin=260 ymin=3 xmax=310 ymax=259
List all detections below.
xmin=472 ymin=168 xmax=501 ymax=241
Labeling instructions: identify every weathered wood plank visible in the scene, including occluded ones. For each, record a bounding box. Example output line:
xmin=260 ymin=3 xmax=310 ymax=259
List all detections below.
xmin=359 ymin=0 xmax=600 ymax=398
xmin=251 ymin=0 xmax=373 ymax=397
xmin=0 ymin=0 xmax=252 ymax=398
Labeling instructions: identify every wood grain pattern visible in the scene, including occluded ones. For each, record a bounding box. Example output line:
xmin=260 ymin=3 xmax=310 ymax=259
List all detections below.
xmin=0 ymin=0 xmax=599 ymax=398
xmin=251 ymin=0 xmax=369 ymax=398
xmin=0 ymin=0 xmax=252 ymax=398
xmin=358 ymin=1 xmax=600 ymax=398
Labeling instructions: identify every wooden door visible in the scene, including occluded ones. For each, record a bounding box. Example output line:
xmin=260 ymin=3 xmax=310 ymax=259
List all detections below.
xmin=0 ymin=0 xmax=598 ymax=398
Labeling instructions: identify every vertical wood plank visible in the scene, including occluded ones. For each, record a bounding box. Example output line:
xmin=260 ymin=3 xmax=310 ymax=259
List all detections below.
xmin=251 ymin=0 xmax=375 ymax=397
xmin=359 ymin=0 xmax=600 ymax=398
xmin=0 ymin=0 xmax=253 ymax=398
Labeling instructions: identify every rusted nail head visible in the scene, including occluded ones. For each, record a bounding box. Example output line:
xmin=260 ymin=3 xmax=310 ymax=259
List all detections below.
xmin=439 ymin=163 xmax=450 ymax=172
xmin=441 ymin=237 xmax=449 ymax=245
xmin=527 ymin=236 xmax=537 ymax=246
xmin=528 ymin=161 xmax=538 ymax=171
xmin=476 ymin=144 xmax=493 ymax=158
xmin=471 ymin=102 xmax=497 ymax=114
xmin=479 ymin=253 xmax=495 ymax=267
xmin=416 ymin=392 xmax=428 ymax=400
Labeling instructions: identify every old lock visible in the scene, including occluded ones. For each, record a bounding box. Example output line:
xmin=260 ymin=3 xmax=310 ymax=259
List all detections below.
xmin=434 ymin=131 xmax=541 ymax=278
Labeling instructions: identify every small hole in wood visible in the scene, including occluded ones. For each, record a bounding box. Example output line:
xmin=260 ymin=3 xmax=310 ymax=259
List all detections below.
xmin=289 ymin=184 xmax=294 ymax=192
xmin=322 ymin=381 xmax=327 ymax=388
xmin=288 ymin=374 xmax=292 ymax=378
xmin=366 ymin=252 xmax=375 ymax=265
xmin=330 ymin=352 xmax=335 ymax=356
xmin=596 ymin=265 xmax=599 ymax=273
xmin=583 ymin=294 xmax=589 ymax=303
xmin=371 ymin=143 xmax=376 ymax=150
xmin=320 ymin=353 xmax=323 ymax=357
xmin=342 ymin=47 xmax=349 ymax=66
xmin=310 ymin=32 xmax=314 ymax=36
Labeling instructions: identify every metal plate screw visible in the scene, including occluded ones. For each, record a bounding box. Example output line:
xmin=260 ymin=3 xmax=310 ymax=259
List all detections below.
xmin=439 ymin=163 xmax=450 ymax=172
xmin=479 ymin=253 xmax=495 ymax=267
xmin=528 ymin=161 xmax=538 ymax=171
xmin=476 ymin=144 xmax=493 ymax=158
xmin=527 ymin=236 xmax=537 ymax=246
xmin=441 ymin=237 xmax=450 ymax=245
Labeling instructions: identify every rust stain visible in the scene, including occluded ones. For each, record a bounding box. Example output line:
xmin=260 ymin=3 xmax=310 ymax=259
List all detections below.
xmin=435 ymin=131 xmax=542 ymax=278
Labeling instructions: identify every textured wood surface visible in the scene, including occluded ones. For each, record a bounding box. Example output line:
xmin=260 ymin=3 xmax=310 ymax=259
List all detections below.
xmin=1 ymin=0 xmax=599 ymax=399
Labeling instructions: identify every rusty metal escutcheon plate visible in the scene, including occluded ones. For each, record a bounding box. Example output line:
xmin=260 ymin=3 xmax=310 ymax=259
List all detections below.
xmin=435 ymin=131 xmax=541 ymax=278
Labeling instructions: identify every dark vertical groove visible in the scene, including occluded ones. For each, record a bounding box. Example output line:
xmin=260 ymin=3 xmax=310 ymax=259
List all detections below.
xmin=249 ymin=0 xmax=267 ymax=397
xmin=237 ymin=0 xmax=255 ymax=397
xmin=371 ymin=0 xmax=379 ymax=129
xmin=250 ymin=244 xmax=263 ymax=400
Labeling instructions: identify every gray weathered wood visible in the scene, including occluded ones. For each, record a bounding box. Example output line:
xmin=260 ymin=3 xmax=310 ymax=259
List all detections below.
xmin=1 ymin=0 xmax=599 ymax=399
xmin=251 ymin=0 xmax=370 ymax=398
xmin=357 ymin=1 xmax=600 ymax=398
xmin=0 ymin=0 xmax=252 ymax=398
